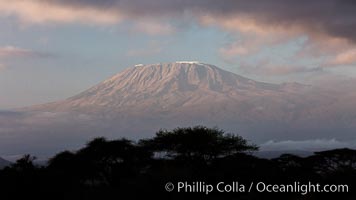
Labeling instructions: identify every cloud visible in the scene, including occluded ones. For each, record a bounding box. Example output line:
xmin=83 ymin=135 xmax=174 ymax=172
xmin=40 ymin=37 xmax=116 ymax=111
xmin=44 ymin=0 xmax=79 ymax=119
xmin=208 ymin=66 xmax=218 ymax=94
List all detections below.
xmin=219 ymin=42 xmax=254 ymax=57
xmin=0 ymin=46 xmax=50 ymax=59
xmin=131 ymin=20 xmax=175 ymax=36
xmin=2 ymin=1 xmax=355 ymax=40
xmin=260 ymin=139 xmax=356 ymax=151
xmin=240 ymin=64 xmax=323 ymax=76
xmin=0 ymin=46 xmax=36 ymax=57
xmin=0 ymin=0 xmax=122 ymax=25
xmin=0 ymin=0 xmax=173 ymax=35
xmin=2 ymin=0 xmax=356 ymax=72
xmin=0 ymin=46 xmax=52 ymax=71
xmin=325 ymin=49 xmax=356 ymax=66
xmin=198 ymin=2 xmax=356 ymax=72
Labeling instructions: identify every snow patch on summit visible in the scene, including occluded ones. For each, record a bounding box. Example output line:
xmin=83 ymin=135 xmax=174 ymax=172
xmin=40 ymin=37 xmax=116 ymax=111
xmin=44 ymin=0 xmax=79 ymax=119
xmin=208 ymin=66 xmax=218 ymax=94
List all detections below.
xmin=176 ymin=61 xmax=200 ymax=64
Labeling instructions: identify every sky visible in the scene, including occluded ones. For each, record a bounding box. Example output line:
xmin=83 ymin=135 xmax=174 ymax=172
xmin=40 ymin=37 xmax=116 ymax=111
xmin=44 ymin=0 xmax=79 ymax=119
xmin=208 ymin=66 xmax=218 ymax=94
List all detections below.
xmin=1 ymin=0 xmax=356 ymax=109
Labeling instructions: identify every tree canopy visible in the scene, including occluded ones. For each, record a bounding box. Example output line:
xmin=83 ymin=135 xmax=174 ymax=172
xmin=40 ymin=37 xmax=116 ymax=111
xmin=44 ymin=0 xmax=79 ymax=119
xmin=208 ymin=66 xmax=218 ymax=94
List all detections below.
xmin=140 ymin=126 xmax=258 ymax=160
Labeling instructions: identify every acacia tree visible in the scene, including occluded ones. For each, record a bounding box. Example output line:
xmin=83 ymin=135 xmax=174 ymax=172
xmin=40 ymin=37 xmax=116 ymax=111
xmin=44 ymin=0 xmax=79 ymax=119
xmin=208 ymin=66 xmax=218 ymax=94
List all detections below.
xmin=308 ymin=148 xmax=356 ymax=174
xmin=140 ymin=126 xmax=258 ymax=161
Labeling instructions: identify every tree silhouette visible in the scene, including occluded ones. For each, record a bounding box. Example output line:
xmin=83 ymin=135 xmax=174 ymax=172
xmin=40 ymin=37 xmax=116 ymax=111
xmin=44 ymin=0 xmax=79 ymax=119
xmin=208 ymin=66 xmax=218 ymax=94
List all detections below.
xmin=140 ymin=126 xmax=258 ymax=161
xmin=308 ymin=148 xmax=356 ymax=174
xmin=48 ymin=137 xmax=153 ymax=189
xmin=11 ymin=154 xmax=37 ymax=172
xmin=0 ymin=127 xmax=355 ymax=199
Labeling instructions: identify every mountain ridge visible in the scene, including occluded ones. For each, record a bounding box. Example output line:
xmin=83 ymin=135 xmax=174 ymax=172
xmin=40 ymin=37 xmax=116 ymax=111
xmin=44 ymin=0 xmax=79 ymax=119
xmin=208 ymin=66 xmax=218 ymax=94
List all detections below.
xmin=26 ymin=62 xmax=307 ymax=113
xmin=0 ymin=157 xmax=11 ymax=169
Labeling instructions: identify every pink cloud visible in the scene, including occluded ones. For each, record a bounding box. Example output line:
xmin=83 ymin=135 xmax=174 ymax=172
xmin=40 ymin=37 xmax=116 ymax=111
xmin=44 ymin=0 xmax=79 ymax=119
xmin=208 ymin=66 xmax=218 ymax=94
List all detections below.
xmin=0 ymin=46 xmax=36 ymax=57
xmin=202 ymin=14 xmax=356 ymax=74
xmin=131 ymin=20 xmax=175 ymax=35
xmin=0 ymin=0 xmax=175 ymax=36
xmin=326 ymin=49 xmax=356 ymax=66
xmin=0 ymin=0 xmax=122 ymax=25
xmin=238 ymin=60 xmax=323 ymax=76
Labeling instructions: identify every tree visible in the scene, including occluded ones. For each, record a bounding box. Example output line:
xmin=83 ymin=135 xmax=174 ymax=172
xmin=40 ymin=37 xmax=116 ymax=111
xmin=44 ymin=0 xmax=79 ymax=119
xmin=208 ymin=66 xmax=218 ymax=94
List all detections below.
xmin=48 ymin=137 xmax=152 ymax=187
xmin=12 ymin=154 xmax=37 ymax=172
xmin=308 ymin=148 xmax=356 ymax=174
xmin=140 ymin=126 xmax=258 ymax=161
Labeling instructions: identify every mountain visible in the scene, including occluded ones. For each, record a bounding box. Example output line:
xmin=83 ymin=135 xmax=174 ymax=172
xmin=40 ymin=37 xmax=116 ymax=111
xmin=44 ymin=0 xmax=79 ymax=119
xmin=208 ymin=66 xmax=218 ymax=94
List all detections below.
xmin=0 ymin=157 xmax=11 ymax=169
xmin=29 ymin=62 xmax=279 ymax=112
xmin=27 ymin=62 xmax=322 ymax=132
xmin=2 ymin=62 xmax=356 ymax=157
xmin=25 ymin=62 xmax=311 ymax=132
xmin=28 ymin=62 xmax=309 ymax=118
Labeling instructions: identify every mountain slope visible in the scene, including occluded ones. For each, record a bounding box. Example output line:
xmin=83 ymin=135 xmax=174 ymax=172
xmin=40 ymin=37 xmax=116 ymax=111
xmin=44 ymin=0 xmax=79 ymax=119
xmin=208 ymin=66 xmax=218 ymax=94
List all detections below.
xmin=29 ymin=62 xmax=303 ymax=114
xmin=3 ymin=62 xmax=355 ymax=157
xmin=0 ymin=157 xmax=11 ymax=169
xmin=22 ymin=61 xmax=327 ymax=141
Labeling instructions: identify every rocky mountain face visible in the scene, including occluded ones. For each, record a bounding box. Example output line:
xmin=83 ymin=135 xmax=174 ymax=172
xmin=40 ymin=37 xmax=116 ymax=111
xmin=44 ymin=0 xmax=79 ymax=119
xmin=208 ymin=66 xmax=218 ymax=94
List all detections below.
xmin=28 ymin=62 xmax=325 ymax=128
xmin=30 ymin=62 xmax=278 ymax=112
xmin=29 ymin=62 xmax=309 ymax=117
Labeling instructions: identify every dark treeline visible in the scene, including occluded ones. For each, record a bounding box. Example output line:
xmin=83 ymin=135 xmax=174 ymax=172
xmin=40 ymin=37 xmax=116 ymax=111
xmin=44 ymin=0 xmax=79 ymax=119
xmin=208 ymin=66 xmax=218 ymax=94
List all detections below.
xmin=0 ymin=126 xmax=355 ymax=199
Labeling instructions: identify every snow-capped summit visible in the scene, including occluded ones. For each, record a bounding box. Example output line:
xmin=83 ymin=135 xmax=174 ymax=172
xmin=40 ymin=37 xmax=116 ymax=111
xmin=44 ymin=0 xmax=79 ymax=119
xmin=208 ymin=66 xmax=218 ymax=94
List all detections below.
xmin=30 ymin=62 xmax=287 ymax=113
